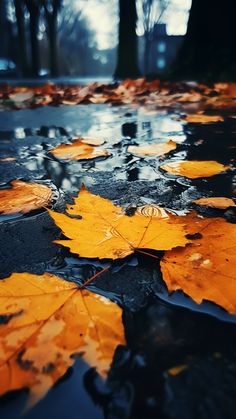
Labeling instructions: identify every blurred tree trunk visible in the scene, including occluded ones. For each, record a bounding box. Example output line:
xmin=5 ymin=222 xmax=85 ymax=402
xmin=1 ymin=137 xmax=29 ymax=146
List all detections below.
xmin=26 ymin=0 xmax=40 ymax=77
xmin=172 ymin=0 xmax=236 ymax=80
xmin=114 ymin=0 xmax=140 ymax=79
xmin=14 ymin=0 xmax=28 ymax=76
xmin=0 ymin=0 xmax=8 ymax=57
xmin=42 ymin=0 xmax=62 ymax=77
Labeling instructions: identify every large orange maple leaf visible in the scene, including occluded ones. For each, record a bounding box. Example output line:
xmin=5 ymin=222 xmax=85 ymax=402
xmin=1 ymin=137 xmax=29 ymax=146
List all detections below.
xmin=48 ymin=186 xmax=189 ymax=260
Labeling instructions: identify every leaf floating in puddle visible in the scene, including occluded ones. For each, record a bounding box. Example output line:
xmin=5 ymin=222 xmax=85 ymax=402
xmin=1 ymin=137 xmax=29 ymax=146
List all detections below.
xmin=0 ymin=180 xmax=52 ymax=214
xmin=79 ymin=136 xmax=105 ymax=146
xmin=9 ymin=91 xmax=34 ymax=104
xmin=50 ymin=139 xmax=110 ymax=160
xmin=185 ymin=114 xmax=224 ymax=123
xmin=0 ymin=272 xmax=125 ymax=407
xmin=161 ymin=216 xmax=236 ymax=313
xmin=89 ymin=95 xmax=108 ymax=104
xmin=48 ymin=185 xmax=189 ymax=260
xmin=167 ymin=364 xmax=188 ymax=376
xmin=128 ymin=140 xmax=176 ymax=157
xmin=0 ymin=157 xmax=16 ymax=162
xmin=193 ymin=197 xmax=236 ymax=209
xmin=160 ymin=160 xmax=230 ymax=179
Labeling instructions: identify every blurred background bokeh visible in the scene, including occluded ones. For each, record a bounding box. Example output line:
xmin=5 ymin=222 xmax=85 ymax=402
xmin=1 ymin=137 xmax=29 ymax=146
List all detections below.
xmin=0 ymin=0 xmax=192 ymax=80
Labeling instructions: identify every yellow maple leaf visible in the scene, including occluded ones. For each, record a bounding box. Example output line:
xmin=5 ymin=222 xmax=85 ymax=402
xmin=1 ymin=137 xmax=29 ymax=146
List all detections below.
xmin=128 ymin=140 xmax=176 ymax=157
xmin=160 ymin=160 xmax=230 ymax=179
xmin=79 ymin=136 xmax=105 ymax=146
xmin=50 ymin=139 xmax=110 ymax=160
xmin=185 ymin=114 xmax=224 ymax=123
xmin=0 ymin=272 xmax=125 ymax=407
xmin=48 ymin=186 xmax=189 ymax=260
xmin=161 ymin=216 xmax=236 ymax=313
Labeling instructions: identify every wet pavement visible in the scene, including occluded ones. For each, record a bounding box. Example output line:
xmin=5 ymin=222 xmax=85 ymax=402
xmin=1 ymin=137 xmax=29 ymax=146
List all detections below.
xmin=1 ymin=103 xmax=236 ymax=418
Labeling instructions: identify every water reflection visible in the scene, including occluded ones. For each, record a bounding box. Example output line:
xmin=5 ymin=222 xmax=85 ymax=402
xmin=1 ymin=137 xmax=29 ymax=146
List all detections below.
xmin=14 ymin=127 xmax=26 ymax=139
xmin=1 ymin=105 xmax=235 ymax=199
xmin=0 ymin=105 xmax=235 ymax=213
xmin=102 ymin=299 xmax=236 ymax=419
xmin=138 ymin=108 xmax=187 ymax=143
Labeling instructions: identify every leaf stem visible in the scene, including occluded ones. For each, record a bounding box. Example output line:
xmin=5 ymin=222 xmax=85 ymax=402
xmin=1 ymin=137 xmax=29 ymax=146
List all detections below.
xmin=78 ymin=266 xmax=111 ymax=289
xmin=135 ymin=249 xmax=160 ymax=259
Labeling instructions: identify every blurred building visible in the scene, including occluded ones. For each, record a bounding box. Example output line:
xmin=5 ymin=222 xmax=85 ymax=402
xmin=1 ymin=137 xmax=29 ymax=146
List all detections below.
xmin=139 ymin=24 xmax=184 ymax=75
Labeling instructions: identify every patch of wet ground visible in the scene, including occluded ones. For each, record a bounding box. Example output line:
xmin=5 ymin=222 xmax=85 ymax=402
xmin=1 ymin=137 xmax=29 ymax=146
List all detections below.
xmin=1 ymin=104 xmax=236 ymax=418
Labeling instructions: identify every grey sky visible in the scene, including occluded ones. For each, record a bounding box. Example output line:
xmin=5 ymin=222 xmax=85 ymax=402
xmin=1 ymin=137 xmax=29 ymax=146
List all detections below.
xmin=74 ymin=0 xmax=192 ymax=49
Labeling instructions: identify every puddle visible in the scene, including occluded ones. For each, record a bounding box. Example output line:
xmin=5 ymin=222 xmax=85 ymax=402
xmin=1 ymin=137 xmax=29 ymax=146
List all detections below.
xmin=1 ymin=104 xmax=236 ymax=419
xmin=0 ymin=107 xmax=191 ymax=193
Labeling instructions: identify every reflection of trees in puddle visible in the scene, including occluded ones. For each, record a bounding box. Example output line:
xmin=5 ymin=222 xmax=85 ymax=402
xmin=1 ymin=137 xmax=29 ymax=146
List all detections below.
xmin=182 ymin=121 xmax=236 ymax=196
xmin=6 ymin=108 xmax=235 ymax=193
xmin=84 ymin=299 xmax=236 ymax=419
xmin=1 ymin=108 xmax=188 ymax=187
xmin=11 ymin=109 xmax=125 ymax=190
xmin=184 ymin=121 xmax=236 ymax=162
xmin=138 ymin=109 xmax=186 ymax=144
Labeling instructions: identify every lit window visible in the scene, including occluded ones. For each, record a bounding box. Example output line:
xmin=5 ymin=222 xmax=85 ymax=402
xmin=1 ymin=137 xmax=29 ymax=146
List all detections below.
xmin=157 ymin=58 xmax=166 ymax=69
xmin=157 ymin=42 xmax=166 ymax=53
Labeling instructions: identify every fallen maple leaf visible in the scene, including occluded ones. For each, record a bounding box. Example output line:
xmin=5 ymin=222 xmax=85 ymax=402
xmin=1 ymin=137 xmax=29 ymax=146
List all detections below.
xmin=185 ymin=114 xmax=224 ymax=123
xmin=79 ymin=136 xmax=105 ymax=146
xmin=160 ymin=160 xmax=230 ymax=179
xmin=0 ymin=272 xmax=125 ymax=407
xmin=0 ymin=157 xmax=16 ymax=162
xmin=214 ymin=82 xmax=236 ymax=98
xmin=177 ymin=92 xmax=202 ymax=103
xmin=128 ymin=140 xmax=176 ymax=157
xmin=0 ymin=180 xmax=52 ymax=214
xmin=2 ymin=80 xmax=236 ymax=110
xmin=50 ymin=139 xmax=110 ymax=160
xmin=193 ymin=197 xmax=236 ymax=209
xmin=167 ymin=364 xmax=188 ymax=376
xmin=9 ymin=91 xmax=34 ymax=103
xmin=34 ymin=83 xmax=56 ymax=95
xmin=48 ymin=186 xmax=189 ymax=260
xmin=161 ymin=215 xmax=236 ymax=313
xmin=89 ymin=95 xmax=108 ymax=104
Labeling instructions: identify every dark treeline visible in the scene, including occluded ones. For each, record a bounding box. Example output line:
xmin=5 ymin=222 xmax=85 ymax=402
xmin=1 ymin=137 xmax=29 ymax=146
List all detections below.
xmin=114 ymin=0 xmax=140 ymax=79
xmin=5 ymin=0 xmax=63 ymax=77
xmin=1 ymin=0 xmax=115 ymax=78
xmin=1 ymin=0 xmax=235 ymax=81
xmin=0 ymin=0 xmax=173 ymax=80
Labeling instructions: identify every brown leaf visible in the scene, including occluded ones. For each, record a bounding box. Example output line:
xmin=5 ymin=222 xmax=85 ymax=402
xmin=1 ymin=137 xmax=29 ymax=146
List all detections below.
xmin=193 ymin=197 xmax=236 ymax=209
xmin=0 ymin=180 xmax=52 ymax=214
xmin=161 ymin=216 xmax=236 ymax=313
